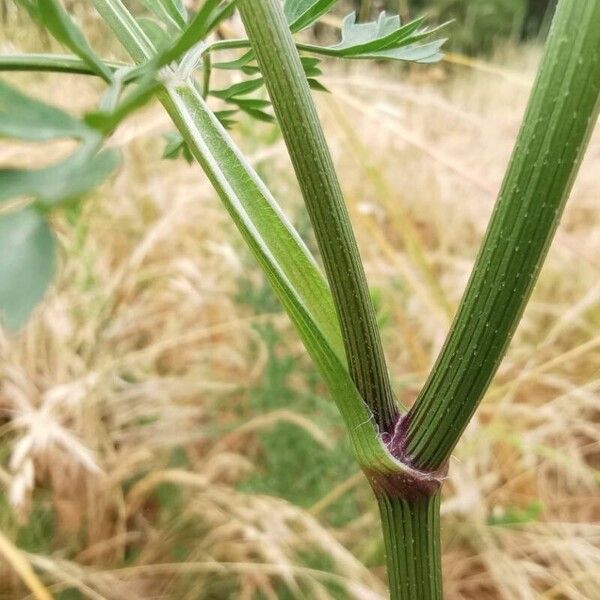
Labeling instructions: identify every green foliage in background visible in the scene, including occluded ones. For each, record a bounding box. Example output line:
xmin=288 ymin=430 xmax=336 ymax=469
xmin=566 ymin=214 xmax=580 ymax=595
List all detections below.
xmin=242 ymin=320 xmax=359 ymax=524
xmin=376 ymin=0 xmax=556 ymax=55
xmin=425 ymin=0 xmax=526 ymax=54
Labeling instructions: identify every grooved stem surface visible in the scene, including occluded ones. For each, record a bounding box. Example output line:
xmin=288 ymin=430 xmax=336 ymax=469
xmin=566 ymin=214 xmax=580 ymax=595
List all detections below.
xmin=377 ymin=491 xmax=442 ymax=600
xmin=238 ymin=0 xmax=398 ymax=432
xmin=405 ymin=0 xmax=600 ymax=470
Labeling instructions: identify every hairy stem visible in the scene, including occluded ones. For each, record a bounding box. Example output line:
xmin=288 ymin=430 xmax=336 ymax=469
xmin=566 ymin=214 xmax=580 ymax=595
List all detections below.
xmin=238 ymin=0 xmax=398 ymax=432
xmin=405 ymin=0 xmax=600 ymax=470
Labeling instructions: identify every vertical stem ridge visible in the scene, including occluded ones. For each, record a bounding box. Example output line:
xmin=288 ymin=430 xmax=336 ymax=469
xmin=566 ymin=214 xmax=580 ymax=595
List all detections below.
xmin=377 ymin=491 xmax=443 ymax=600
xmin=238 ymin=0 xmax=398 ymax=432
xmin=405 ymin=0 xmax=600 ymax=470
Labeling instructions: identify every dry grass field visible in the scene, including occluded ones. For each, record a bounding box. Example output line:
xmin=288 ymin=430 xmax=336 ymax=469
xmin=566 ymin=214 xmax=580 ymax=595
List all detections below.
xmin=1 ymin=8 xmax=599 ymax=599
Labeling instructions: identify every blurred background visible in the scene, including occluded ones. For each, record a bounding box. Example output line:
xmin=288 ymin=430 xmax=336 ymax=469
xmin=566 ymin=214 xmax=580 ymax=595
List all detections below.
xmin=1 ymin=0 xmax=599 ymax=598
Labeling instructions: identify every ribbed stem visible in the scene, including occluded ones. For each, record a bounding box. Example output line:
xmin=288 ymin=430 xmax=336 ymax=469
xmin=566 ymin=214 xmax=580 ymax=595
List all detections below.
xmin=377 ymin=491 xmax=442 ymax=600
xmin=405 ymin=0 xmax=600 ymax=470
xmin=238 ymin=0 xmax=398 ymax=432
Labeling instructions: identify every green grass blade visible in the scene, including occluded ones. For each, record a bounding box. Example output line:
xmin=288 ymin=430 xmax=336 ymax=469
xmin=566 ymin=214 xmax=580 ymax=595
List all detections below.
xmin=0 ymin=79 xmax=91 ymax=141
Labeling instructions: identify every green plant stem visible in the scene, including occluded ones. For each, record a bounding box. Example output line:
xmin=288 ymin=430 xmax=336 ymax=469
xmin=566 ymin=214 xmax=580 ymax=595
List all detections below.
xmin=88 ymin=0 xmax=410 ymax=477
xmin=398 ymin=0 xmax=411 ymax=22
xmin=405 ymin=0 xmax=600 ymax=471
xmin=328 ymin=99 xmax=453 ymax=322
xmin=359 ymin=0 xmax=372 ymax=22
xmin=236 ymin=4 xmax=445 ymax=597
xmin=377 ymin=491 xmax=442 ymax=600
xmin=201 ymin=52 xmax=211 ymax=98
xmin=238 ymin=0 xmax=398 ymax=433
xmin=92 ymin=0 xmax=154 ymax=62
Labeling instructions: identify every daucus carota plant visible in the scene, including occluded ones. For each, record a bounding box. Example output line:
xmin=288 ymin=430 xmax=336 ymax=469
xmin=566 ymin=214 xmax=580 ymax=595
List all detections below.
xmin=1 ymin=0 xmax=599 ymax=597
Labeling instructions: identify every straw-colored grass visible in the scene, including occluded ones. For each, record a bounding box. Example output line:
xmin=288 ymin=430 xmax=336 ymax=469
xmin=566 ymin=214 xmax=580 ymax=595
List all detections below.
xmin=1 ymin=13 xmax=599 ymax=598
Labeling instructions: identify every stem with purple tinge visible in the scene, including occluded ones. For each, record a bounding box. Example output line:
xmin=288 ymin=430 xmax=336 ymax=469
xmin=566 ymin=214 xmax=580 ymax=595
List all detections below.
xmin=237 ymin=1 xmax=445 ymax=598
xmin=237 ymin=0 xmax=600 ymax=598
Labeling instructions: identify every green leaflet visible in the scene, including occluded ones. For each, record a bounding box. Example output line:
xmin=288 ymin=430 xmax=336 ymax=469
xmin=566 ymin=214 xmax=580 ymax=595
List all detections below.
xmin=34 ymin=0 xmax=113 ymax=81
xmin=214 ymin=109 xmax=238 ymax=129
xmin=162 ymin=131 xmax=194 ymax=162
xmin=210 ymin=56 xmax=326 ymax=117
xmin=0 ymin=80 xmax=120 ymax=206
xmin=86 ymin=74 xmax=161 ymax=133
xmin=284 ymin=0 xmax=339 ymax=32
xmin=333 ymin=12 xmax=425 ymax=52
xmin=138 ymin=0 xmax=186 ymax=32
xmin=211 ymin=77 xmax=264 ymax=99
xmin=0 ymin=79 xmax=90 ymax=141
xmin=157 ymin=0 xmax=237 ymax=67
xmin=0 ymin=145 xmax=120 ymax=206
xmin=213 ymin=50 xmax=255 ymax=71
xmin=211 ymin=78 xmax=273 ymax=121
xmin=163 ymin=0 xmax=187 ymax=23
xmin=0 ymin=61 xmax=119 ymax=334
xmin=371 ymin=40 xmax=447 ymax=64
xmin=299 ymin=11 xmax=446 ymax=63
xmin=197 ymin=0 xmax=237 ymax=36
xmin=0 ymin=208 xmax=55 ymax=330
xmin=137 ymin=16 xmax=171 ymax=49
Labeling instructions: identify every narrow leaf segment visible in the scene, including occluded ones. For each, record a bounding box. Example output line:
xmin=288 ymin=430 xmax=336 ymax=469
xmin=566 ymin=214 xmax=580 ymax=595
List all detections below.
xmin=19 ymin=0 xmax=113 ymax=81
xmin=0 ymin=79 xmax=89 ymax=141
xmin=284 ymin=0 xmax=338 ymax=32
